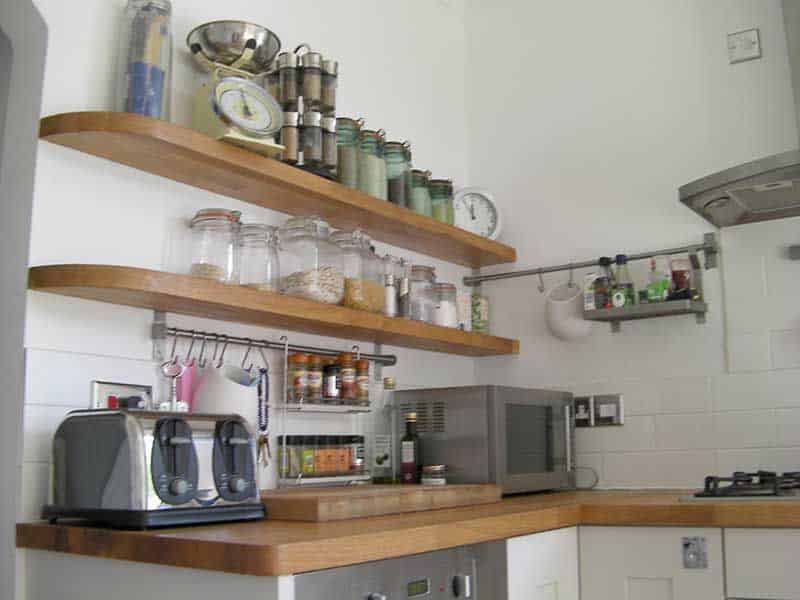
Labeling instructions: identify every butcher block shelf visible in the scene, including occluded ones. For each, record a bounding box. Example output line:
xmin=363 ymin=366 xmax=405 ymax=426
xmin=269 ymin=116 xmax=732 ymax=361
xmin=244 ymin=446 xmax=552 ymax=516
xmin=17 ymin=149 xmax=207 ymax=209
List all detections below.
xmin=39 ymin=111 xmax=517 ymax=268
xmin=28 ymin=264 xmax=520 ymax=357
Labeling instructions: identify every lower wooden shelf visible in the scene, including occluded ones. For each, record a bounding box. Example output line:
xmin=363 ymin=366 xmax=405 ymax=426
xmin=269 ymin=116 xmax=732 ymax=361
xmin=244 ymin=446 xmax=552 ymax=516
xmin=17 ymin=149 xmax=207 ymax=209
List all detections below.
xmin=27 ymin=265 xmax=519 ymax=357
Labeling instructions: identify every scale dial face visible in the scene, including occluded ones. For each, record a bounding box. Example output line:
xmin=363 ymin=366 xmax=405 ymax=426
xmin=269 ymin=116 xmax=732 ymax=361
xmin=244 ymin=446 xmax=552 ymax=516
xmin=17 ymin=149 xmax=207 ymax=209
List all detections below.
xmin=212 ymin=76 xmax=281 ymax=138
xmin=454 ymin=187 xmax=502 ymax=240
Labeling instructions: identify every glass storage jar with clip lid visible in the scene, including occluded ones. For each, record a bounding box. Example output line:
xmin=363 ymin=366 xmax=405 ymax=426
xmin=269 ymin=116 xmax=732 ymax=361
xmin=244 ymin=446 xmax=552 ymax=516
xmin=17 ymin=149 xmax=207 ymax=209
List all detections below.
xmin=330 ymin=229 xmax=384 ymax=313
xmin=237 ymin=223 xmax=280 ymax=292
xmin=409 ymin=169 xmax=432 ymax=217
xmin=410 ymin=264 xmax=436 ymax=323
xmin=336 ymin=117 xmax=363 ymax=189
xmin=358 ymin=129 xmax=387 ymax=200
xmin=384 ymin=141 xmax=410 ymax=208
xmin=189 ymin=208 xmax=241 ymax=283
xmin=432 ymin=282 xmax=458 ymax=328
xmin=429 ymin=178 xmax=454 ymax=225
xmin=278 ymin=216 xmax=344 ymax=304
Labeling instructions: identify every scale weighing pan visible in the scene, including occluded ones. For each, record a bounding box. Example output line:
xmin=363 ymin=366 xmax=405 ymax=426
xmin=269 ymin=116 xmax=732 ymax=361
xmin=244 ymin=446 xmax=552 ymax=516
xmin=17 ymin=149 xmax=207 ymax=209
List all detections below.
xmin=187 ymin=20 xmax=281 ymax=74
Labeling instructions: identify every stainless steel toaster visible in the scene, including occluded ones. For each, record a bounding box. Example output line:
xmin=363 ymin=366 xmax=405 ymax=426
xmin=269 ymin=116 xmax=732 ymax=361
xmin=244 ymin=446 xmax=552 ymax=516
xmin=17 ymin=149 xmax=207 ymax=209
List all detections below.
xmin=43 ymin=409 xmax=265 ymax=528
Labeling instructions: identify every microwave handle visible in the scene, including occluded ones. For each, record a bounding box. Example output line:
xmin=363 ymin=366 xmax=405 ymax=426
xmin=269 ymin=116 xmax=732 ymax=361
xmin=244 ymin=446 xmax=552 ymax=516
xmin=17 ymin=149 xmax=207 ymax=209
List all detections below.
xmin=564 ymin=404 xmax=573 ymax=472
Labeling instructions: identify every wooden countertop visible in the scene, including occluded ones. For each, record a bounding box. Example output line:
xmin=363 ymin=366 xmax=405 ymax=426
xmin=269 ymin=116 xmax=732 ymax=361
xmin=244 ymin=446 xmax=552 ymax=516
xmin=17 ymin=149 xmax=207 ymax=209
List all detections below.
xmin=16 ymin=490 xmax=800 ymax=576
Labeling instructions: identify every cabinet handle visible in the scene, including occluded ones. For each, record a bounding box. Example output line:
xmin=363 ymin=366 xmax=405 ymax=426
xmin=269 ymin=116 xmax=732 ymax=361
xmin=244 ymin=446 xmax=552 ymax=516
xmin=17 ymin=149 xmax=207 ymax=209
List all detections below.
xmin=565 ymin=404 xmax=573 ymax=472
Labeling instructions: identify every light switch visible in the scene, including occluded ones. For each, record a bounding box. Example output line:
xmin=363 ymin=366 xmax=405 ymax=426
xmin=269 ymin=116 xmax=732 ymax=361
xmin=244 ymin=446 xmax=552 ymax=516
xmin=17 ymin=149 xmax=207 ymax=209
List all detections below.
xmin=728 ymin=28 xmax=761 ymax=64
xmin=574 ymin=396 xmax=594 ymax=427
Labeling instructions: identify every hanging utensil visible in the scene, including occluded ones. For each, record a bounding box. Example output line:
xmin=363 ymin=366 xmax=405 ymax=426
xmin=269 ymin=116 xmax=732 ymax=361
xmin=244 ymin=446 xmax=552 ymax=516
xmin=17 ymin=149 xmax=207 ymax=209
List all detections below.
xmin=160 ymin=357 xmax=185 ymax=411
xmin=256 ymin=355 xmax=270 ymax=467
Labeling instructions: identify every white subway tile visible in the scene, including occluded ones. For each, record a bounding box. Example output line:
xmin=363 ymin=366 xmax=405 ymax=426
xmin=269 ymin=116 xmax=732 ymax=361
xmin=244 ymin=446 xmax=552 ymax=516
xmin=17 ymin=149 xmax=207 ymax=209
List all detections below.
xmin=655 ymin=413 xmax=715 ymax=450
xmin=603 ymin=451 xmax=715 ymax=489
xmin=575 ymin=453 xmax=603 ymax=488
xmin=715 ymin=449 xmax=770 ymax=475
xmin=713 ymin=372 xmax=770 ymax=411
xmin=726 ymin=331 xmax=771 ymax=373
xmin=769 ymin=369 xmax=800 ymax=408
xmin=575 ymin=428 xmax=605 ymax=454
xmin=764 ymin=447 xmax=800 ymax=472
xmin=600 ymin=416 xmax=656 ymax=453
xmin=775 ymin=409 xmax=800 ymax=447
xmin=770 ymin=329 xmax=800 ymax=370
xmin=658 ymin=376 xmax=712 ymax=414
xmin=712 ymin=410 xmax=777 ymax=449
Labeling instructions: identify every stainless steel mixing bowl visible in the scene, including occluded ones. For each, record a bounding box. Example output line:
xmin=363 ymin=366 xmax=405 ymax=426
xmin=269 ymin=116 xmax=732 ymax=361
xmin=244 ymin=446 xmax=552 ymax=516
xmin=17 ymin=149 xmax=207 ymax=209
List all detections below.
xmin=187 ymin=20 xmax=281 ymax=74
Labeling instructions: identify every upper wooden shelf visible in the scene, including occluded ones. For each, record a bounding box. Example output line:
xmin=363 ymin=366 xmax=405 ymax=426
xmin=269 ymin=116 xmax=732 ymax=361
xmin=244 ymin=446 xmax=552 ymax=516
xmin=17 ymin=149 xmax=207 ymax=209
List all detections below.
xmin=28 ymin=265 xmax=519 ymax=357
xmin=39 ymin=111 xmax=517 ymax=268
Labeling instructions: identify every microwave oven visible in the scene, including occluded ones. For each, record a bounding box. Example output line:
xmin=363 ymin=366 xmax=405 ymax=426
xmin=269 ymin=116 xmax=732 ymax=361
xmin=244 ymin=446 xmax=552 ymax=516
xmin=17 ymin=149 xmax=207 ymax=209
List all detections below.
xmin=394 ymin=386 xmax=574 ymax=494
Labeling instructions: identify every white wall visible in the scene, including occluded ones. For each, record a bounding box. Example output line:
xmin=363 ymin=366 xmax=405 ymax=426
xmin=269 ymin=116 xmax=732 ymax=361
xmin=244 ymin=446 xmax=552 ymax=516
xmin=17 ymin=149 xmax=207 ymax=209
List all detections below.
xmin=21 ymin=0 xmax=476 ymax=525
xmin=467 ymin=0 xmax=800 ymax=488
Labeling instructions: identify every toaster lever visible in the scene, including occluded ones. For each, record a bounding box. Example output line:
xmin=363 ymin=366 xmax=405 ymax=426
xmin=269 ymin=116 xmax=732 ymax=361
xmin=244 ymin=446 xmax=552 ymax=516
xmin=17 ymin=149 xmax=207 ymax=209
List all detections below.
xmin=169 ymin=436 xmax=192 ymax=446
xmin=227 ymin=437 xmax=249 ymax=446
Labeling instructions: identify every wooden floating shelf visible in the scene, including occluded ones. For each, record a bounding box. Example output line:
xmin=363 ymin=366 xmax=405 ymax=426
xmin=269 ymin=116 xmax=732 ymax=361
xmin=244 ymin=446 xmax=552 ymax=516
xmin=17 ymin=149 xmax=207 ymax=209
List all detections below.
xmin=584 ymin=300 xmax=708 ymax=332
xmin=28 ymin=265 xmax=519 ymax=357
xmin=39 ymin=111 xmax=517 ymax=268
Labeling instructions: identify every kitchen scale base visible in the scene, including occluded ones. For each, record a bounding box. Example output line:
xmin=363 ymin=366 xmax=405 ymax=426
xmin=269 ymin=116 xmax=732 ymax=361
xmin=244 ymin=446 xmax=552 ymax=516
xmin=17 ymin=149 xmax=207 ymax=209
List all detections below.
xmin=42 ymin=503 xmax=266 ymax=529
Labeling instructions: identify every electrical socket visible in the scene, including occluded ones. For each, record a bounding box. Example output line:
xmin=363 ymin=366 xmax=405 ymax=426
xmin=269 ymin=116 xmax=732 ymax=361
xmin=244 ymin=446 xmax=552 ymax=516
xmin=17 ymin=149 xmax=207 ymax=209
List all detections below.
xmin=593 ymin=394 xmax=624 ymax=426
xmin=574 ymin=396 xmax=594 ymax=427
xmin=91 ymin=380 xmax=153 ymax=409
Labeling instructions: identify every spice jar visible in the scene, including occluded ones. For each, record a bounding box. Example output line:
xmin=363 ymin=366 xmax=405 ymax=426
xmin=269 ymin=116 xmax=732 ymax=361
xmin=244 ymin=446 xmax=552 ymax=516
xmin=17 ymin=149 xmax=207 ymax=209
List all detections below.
xmin=410 ymin=169 xmax=432 ymax=217
xmin=323 ymin=360 xmax=340 ymax=403
xmin=384 ymin=141 xmax=410 ymax=208
xmin=433 ymin=283 xmax=458 ymax=328
xmin=278 ymin=435 xmax=303 ymax=478
xmin=321 ymin=116 xmax=337 ymax=174
xmin=279 ymin=216 xmax=344 ymax=304
xmin=429 ymin=179 xmax=454 ymax=225
xmin=358 ymin=129 xmax=387 ymax=200
xmin=398 ymin=259 xmax=411 ymax=318
xmin=237 ymin=223 xmax=280 ymax=292
xmin=355 ymin=359 xmax=370 ymax=406
xmin=280 ymin=111 xmax=300 ymax=165
xmin=300 ymin=50 xmax=322 ymax=110
xmin=336 ymin=117 xmax=362 ymax=189
xmin=349 ymin=435 xmax=366 ymax=472
xmin=287 ymin=353 xmax=309 ymax=404
xmin=302 ymin=111 xmax=323 ymax=167
xmin=301 ymin=436 xmax=316 ymax=475
xmin=337 ymin=352 xmax=356 ymax=404
xmin=421 ymin=464 xmax=447 ymax=486
xmin=277 ymin=51 xmax=300 ymax=110
xmin=189 ymin=208 xmax=241 ymax=283
xmin=471 ymin=292 xmax=490 ymax=334
xmin=331 ymin=229 xmax=384 ymax=313
xmin=307 ymin=355 xmax=323 ymax=403
xmin=382 ymin=255 xmax=399 ymax=318
xmin=410 ymin=265 xmax=436 ymax=323
xmin=321 ymin=59 xmax=338 ymax=115
xmin=265 ymin=61 xmax=280 ymax=102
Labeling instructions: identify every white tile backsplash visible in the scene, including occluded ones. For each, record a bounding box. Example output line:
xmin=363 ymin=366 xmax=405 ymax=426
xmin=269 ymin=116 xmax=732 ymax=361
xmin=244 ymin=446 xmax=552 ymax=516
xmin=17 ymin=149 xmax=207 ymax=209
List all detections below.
xmin=658 ymin=376 xmax=712 ymax=414
xmin=726 ymin=331 xmax=771 ymax=373
xmin=713 ymin=410 xmax=777 ymax=449
xmin=775 ymin=409 xmax=800 ymax=447
xmin=770 ymin=329 xmax=800 ymax=370
xmin=603 ymin=451 xmax=716 ymax=489
xmin=654 ymin=414 xmax=714 ymax=450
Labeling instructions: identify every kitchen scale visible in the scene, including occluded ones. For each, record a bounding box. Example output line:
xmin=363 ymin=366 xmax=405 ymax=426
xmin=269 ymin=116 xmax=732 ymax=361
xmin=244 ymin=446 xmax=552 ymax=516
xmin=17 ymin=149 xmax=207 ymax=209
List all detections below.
xmin=187 ymin=21 xmax=284 ymax=158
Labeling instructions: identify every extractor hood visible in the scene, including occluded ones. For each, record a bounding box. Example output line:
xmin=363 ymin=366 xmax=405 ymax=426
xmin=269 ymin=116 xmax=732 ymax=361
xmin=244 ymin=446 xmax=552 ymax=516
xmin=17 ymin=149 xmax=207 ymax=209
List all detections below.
xmin=679 ymin=1 xmax=800 ymax=228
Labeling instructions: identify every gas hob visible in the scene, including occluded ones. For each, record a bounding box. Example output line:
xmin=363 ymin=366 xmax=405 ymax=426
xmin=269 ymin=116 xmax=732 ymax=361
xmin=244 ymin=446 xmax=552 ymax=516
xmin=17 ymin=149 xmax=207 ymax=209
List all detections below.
xmin=691 ymin=470 xmax=800 ymax=499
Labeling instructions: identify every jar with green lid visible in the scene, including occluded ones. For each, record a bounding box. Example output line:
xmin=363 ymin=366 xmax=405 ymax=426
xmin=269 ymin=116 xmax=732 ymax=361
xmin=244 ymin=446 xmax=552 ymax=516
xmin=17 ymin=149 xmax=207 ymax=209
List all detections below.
xmin=429 ymin=179 xmax=454 ymax=225
xmin=409 ymin=169 xmax=432 ymax=217
xmin=336 ymin=117 xmax=363 ymax=189
xmin=358 ymin=129 xmax=387 ymax=200
xmin=384 ymin=141 xmax=410 ymax=208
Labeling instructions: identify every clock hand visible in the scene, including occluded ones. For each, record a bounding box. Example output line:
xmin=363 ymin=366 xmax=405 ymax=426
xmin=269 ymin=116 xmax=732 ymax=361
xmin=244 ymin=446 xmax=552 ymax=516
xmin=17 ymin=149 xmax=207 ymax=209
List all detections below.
xmin=470 ymin=200 xmax=476 ymax=220
xmin=239 ymin=90 xmax=253 ymax=118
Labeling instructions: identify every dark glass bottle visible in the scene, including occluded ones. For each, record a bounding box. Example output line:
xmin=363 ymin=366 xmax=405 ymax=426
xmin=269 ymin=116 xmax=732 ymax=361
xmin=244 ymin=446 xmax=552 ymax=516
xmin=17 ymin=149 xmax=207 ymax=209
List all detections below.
xmin=400 ymin=412 xmax=421 ymax=484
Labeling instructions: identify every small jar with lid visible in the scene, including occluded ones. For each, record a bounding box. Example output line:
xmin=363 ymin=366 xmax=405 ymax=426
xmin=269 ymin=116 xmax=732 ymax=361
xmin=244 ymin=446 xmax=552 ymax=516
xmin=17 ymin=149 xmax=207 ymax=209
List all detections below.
xmin=337 ymin=352 xmax=357 ymax=404
xmin=264 ymin=60 xmax=280 ymax=102
xmin=280 ymin=111 xmax=300 ymax=164
xmin=287 ymin=352 xmax=309 ymax=404
xmin=323 ymin=360 xmax=340 ymax=404
xmin=321 ymin=59 xmax=338 ymax=115
xmin=189 ymin=208 xmax=241 ymax=283
xmin=432 ymin=282 xmax=458 ymax=328
xmin=237 ymin=223 xmax=280 ymax=292
xmin=321 ymin=116 xmax=337 ymax=174
xmin=421 ymin=465 xmax=447 ymax=486
xmin=336 ymin=117 xmax=362 ymax=189
xmin=429 ymin=179 xmax=454 ymax=225
xmin=302 ymin=111 xmax=323 ymax=167
xmin=409 ymin=169 xmax=432 ymax=217
xmin=307 ymin=355 xmax=324 ymax=403
xmin=331 ymin=229 xmax=384 ymax=313
xmin=299 ymin=50 xmax=322 ymax=110
xmin=279 ymin=216 xmax=344 ymax=304
xmin=358 ymin=129 xmax=387 ymax=200
xmin=355 ymin=359 xmax=370 ymax=406
xmin=410 ymin=265 xmax=436 ymax=323
xmin=384 ymin=141 xmax=410 ymax=208
xmin=382 ymin=254 xmax=400 ymax=318
xmin=277 ymin=51 xmax=300 ymax=110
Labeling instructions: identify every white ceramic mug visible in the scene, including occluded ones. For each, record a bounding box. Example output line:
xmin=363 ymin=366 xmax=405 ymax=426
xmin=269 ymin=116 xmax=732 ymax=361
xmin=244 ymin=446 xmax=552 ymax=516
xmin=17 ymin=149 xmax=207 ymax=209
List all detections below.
xmin=193 ymin=364 xmax=259 ymax=425
xmin=545 ymin=282 xmax=593 ymax=341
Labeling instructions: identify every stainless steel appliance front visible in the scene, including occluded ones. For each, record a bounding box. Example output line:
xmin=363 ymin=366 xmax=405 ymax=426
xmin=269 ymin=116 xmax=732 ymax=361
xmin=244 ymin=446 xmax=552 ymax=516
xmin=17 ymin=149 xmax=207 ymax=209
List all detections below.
xmin=394 ymin=386 xmax=574 ymax=494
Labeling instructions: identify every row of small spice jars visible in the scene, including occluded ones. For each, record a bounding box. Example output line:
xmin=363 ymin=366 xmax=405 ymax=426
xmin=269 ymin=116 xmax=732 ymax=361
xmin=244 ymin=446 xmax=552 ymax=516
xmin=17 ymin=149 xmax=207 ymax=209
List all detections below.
xmin=278 ymin=111 xmax=337 ymax=174
xmin=278 ymin=435 xmax=366 ymax=479
xmin=287 ymin=351 xmax=370 ymax=406
xmin=265 ymin=45 xmax=338 ymax=115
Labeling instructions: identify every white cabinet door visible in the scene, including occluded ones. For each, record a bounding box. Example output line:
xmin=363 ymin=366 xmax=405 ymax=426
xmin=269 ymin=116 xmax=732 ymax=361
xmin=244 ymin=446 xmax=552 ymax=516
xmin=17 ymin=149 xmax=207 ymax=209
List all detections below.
xmin=579 ymin=526 xmax=724 ymax=600
xmin=725 ymin=528 xmax=800 ymax=600
xmin=507 ymin=526 xmax=579 ymax=600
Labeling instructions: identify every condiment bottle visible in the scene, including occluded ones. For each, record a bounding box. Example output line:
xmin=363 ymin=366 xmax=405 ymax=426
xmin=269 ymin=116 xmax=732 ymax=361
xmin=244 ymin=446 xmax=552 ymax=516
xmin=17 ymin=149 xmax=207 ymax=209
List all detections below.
xmin=400 ymin=412 xmax=421 ymax=484
xmin=382 ymin=255 xmax=399 ymax=318
xmin=287 ymin=353 xmax=309 ymax=404
xmin=277 ymin=51 xmax=300 ymax=110
xmin=323 ymin=360 xmax=340 ymax=403
xmin=280 ymin=111 xmax=300 ymax=165
xmin=355 ymin=359 xmax=370 ymax=406
xmin=300 ymin=50 xmax=322 ymax=110
xmin=321 ymin=58 xmax=338 ymax=115
xmin=307 ymin=355 xmax=323 ymax=403
xmin=337 ymin=352 xmax=356 ymax=404
xmin=398 ymin=259 xmax=411 ymax=318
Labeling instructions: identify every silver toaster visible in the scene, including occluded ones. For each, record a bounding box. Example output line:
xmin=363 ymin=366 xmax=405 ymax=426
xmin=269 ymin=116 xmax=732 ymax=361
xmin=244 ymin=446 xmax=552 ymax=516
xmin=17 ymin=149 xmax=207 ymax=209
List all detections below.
xmin=43 ymin=410 xmax=265 ymax=528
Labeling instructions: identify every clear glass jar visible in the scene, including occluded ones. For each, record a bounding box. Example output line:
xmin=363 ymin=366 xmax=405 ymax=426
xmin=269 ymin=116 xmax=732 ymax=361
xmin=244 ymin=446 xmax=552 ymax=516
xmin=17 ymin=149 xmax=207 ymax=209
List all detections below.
xmin=117 ymin=0 xmax=172 ymax=120
xmin=429 ymin=179 xmax=454 ymax=225
xmin=300 ymin=50 xmax=322 ymax=111
xmin=277 ymin=51 xmax=299 ymax=110
xmin=279 ymin=216 xmax=344 ymax=304
xmin=358 ymin=129 xmax=387 ymax=200
xmin=321 ymin=59 xmax=338 ymax=115
xmin=330 ymin=229 xmax=384 ymax=313
xmin=382 ymin=255 xmax=400 ymax=318
xmin=280 ymin=111 xmax=300 ymax=164
xmin=287 ymin=352 xmax=309 ymax=404
xmin=410 ymin=169 xmax=432 ymax=217
xmin=410 ymin=265 xmax=436 ymax=323
xmin=302 ymin=111 xmax=323 ymax=166
xmin=398 ymin=259 xmax=411 ymax=318
xmin=432 ymin=282 xmax=458 ymax=328
xmin=189 ymin=208 xmax=241 ymax=282
xmin=336 ymin=117 xmax=362 ymax=189
xmin=238 ymin=223 xmax=279 ymax=292
xmin=322 ymin=116 xmax=337 ymax=173
xmin=384 ymin=141 xmax=410 ymax=208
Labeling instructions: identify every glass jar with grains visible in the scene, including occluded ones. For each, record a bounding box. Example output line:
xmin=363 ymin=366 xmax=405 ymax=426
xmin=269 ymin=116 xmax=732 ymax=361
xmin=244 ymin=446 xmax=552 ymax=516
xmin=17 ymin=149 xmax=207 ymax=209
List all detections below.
xmin=409 ymin=169 xmax=432 ymax=217
xmin=432 ymin=282 xmax=458 ymax=328
xmin=278 ymin=216 xmax=344 ymax=304
xmin=384 ymin=141 xmax=410 ymax=208
xmin=189 ymin=208 xmax=241 ymax=282
xmin=330 ymin=229 xmax=384 ymax=313
xmin=357 ymin=129 xmax=387 ymax=200
xmin=409 ymin=265 xmax=436 ymax=323
xmin=237 ymin=223 xmax=279 ymax=292
xmin=429 ymin=179 xmax=454 ymax=225
xmin=336 ymin=117 xmax=363 ymax=189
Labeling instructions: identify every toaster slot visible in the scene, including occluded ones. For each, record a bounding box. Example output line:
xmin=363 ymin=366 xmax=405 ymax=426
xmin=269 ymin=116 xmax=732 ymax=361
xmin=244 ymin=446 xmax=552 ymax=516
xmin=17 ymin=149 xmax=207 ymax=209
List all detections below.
xmin=151 ymin=418 xmax=199 ymax=505
xmin=213 ymin=419 xmax=256 ymax=501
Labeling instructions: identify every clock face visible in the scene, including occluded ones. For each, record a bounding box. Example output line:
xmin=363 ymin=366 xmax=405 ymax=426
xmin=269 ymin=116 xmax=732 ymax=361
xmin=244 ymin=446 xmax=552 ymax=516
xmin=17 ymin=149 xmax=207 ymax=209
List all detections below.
xmin=213 ymin=77 xmax=281 ymax=137
xmin=454 ymin=188 xmax=501 ymax=240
